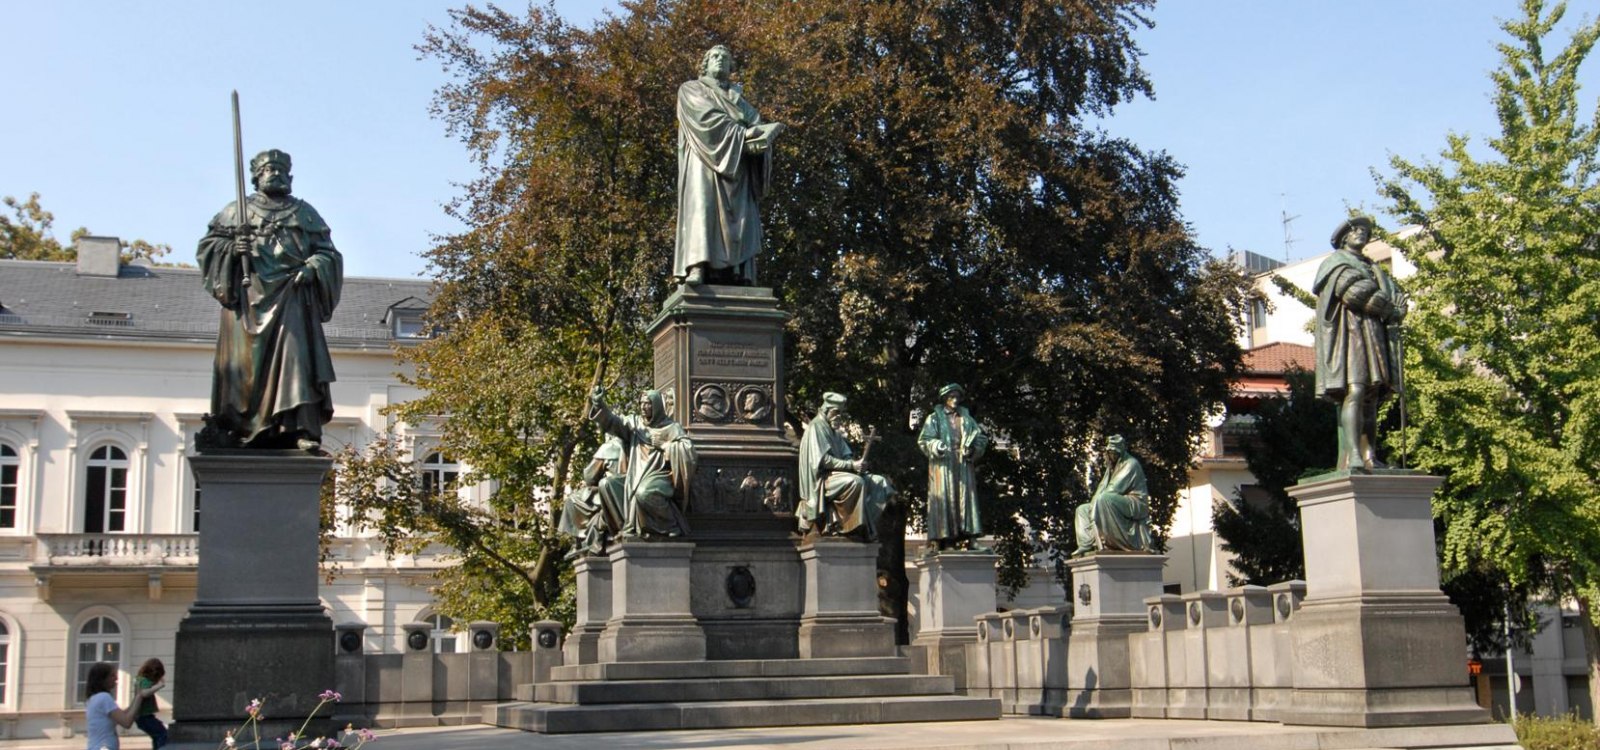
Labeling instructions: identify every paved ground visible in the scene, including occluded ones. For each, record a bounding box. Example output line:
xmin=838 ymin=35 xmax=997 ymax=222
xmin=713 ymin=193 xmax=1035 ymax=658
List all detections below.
xmin=0 ymin=716 xmax=1521 ymax=750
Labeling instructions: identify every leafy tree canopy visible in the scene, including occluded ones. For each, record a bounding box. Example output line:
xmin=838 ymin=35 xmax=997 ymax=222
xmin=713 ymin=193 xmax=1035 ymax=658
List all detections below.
xmin=1378 ymin=0 xmax=1600 ymax=712
xmin=342 ymin=0 xmax=1252 ymax=635
xmin=1 ymin=193 xmax=174 ymax=264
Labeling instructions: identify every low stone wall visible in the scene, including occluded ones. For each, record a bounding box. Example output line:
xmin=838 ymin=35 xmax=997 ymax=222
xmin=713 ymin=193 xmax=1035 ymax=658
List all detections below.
xmin=329 ymin=620 xmax=563 ymax=728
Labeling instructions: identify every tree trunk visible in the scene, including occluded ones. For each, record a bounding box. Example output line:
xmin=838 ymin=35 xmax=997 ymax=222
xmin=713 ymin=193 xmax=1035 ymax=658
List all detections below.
xmin=1578 ymin=595 xmax=1600 ymax=723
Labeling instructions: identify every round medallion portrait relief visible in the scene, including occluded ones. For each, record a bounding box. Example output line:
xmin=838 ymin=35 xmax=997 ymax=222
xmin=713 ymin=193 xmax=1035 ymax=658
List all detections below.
xmin=736 ymin=386 xmax=772 ymax=423
xmin=694 ymin=384 xmax=730 ymax=422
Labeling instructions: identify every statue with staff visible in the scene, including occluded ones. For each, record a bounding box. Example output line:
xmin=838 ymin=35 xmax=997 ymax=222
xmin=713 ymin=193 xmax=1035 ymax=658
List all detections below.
xmin=196 ymin=92 xmax=343 ymax=452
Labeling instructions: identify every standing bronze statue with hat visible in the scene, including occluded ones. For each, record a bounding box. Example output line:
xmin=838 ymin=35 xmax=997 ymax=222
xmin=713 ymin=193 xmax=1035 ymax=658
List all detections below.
xmin=918 ymin=383 xmax=988 ymax=551
xmin=1312 ymin=216 xmax=1405 ymax=472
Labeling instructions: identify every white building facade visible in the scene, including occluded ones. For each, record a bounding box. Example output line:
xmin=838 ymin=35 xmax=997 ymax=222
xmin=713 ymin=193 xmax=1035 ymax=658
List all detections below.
xmin=0 ymin=241 xmax=459 ymax=739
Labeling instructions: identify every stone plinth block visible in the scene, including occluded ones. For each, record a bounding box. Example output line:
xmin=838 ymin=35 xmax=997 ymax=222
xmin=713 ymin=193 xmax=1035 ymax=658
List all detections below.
xmin=1130 ymin=594 xmax=1184 ymax=719
xmin=1062 ymin=553 xmax=1165 ymax=718
xmin=1282 ymin=473 xmax=1489 ymax=727
xmin=172 ymin=453 xmax=335 ymax=738
xmin=648 ymin=284 xmax=797 ymax=539
xmin=797 ymin=539 xmax=895 ymax=658
xmin=599 ymin=541 xmax=706 ymax=662
xmin=565 ymin=555 xmax=612 ymax=665
xmin=1210 ymin=585 xmax=1272 ymax=721
xmin=911 ymin=552 xmax=998 ymax=691
xmin=649 ymin=286 xmax=806 ymax=660
xmin=1293 ymin=471 xmax=1444 ymax=599
xmin=1169 ymin=591 xmax=1224 ymax=719
xmin=1068 ymin=553 xmax=1167 ymax=622
xmin=186 ymin=453 xmax=333 ymax=618
xmin=1017 ymin=606 xmax=1071 ymax=716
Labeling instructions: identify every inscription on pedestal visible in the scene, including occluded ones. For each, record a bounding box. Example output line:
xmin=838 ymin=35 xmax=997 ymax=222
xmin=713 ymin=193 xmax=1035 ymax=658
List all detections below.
xmin=654 ymin=338 xmax=676 ymax=396
xmin=691 ymin=331 xmax=774 ymax=379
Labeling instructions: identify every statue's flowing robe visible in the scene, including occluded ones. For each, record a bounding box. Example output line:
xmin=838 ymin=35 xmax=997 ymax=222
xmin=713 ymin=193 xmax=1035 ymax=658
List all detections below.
xmin=1312 ymin=249 xmax=1400 ymax=400
xmin=674 ymin=76 xmax=771 ymax=280
xmin=559 ymin=438 xmax=625 ymax=555
xmin=197 ymin=193 xmax=342 ymax=447
xmin=1075 ymin=453 xmax=1151 ymax=553
xmin=918 ymin=405 xmax=988 ymax=542
xmin=797 ymin=415 xmax=893 ymax=540
xmin=594 ymin=391 xmax=697 ymax=538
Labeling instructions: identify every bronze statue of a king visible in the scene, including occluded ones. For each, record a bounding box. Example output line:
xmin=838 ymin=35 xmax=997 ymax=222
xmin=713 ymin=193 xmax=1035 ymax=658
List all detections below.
xmin=197 ymin=149 xmax=343 ymax=452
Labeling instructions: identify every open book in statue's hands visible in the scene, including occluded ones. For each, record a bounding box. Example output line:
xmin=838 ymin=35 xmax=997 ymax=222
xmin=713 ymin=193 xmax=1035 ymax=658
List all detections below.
xmin=745 ymin=122 xmax=786 ymax=154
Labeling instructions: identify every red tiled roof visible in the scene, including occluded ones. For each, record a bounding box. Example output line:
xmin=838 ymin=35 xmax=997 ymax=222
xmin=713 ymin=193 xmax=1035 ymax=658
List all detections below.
xmin=1242 ymin=342 xmax=1314 ymax=374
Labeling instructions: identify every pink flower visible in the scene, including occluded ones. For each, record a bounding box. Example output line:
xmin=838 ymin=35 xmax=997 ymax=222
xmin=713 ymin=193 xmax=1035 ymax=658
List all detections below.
xmin=318 ymin=689 xmax=343 ymax=703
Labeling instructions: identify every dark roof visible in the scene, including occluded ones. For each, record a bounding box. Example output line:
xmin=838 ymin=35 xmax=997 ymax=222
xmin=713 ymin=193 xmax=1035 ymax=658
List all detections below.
xmin=0 ymin=259 xmax=433 ymax=348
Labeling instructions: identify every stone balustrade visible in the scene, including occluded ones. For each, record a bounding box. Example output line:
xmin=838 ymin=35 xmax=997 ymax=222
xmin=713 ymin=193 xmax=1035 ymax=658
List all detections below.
xmin=34 ymin=533 xmax=199 ymax=565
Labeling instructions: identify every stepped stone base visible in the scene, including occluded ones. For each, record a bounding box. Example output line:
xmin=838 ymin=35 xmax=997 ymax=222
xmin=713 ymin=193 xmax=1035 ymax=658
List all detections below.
xmin=488 ymin=656 xmax=1000 ymax=734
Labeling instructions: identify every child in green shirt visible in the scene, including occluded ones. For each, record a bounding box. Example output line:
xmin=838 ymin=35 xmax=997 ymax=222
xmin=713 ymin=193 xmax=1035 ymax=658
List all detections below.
xmin=133 ymin=659 xmax=167 ymax=749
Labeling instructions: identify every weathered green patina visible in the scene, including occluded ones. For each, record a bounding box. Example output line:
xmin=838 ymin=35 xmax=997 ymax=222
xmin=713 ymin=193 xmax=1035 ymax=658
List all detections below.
xmin=558 ymin=437 xmax=624 ymax=557
xmin=674 ymin=45 xmax=786 ymax=286
xmin=1074 ymin=434 xmax=1152 ymax=555
xmin=1312 ymin=216 xmax=1404 ymax=472
xmin=197 ymin=149 xmax=343 ymax=452
xmin=919 ymin=383 xmax=988 ymax=551
xmin=589 ymin=388 xmax=698 ymax=538
xmin=797 ymin=393 xmax=893 ymax=541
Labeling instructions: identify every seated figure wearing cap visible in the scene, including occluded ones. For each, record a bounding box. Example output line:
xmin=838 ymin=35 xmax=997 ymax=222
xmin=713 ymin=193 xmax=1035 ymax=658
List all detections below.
xmin=1073 ymin=434 xmax=1152 ymax=556
xmin=797 ymin=393 xmax=894 ymax=541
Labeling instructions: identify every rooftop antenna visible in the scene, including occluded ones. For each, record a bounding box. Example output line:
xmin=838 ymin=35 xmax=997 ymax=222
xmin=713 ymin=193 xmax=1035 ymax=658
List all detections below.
xmin=1280 ymin=193 xmax=1300 ymax=261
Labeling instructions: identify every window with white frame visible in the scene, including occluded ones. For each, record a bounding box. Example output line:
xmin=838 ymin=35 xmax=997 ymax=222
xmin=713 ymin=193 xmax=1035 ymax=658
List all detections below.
xmin=84 ymin=445 xmax=128 ymax=533
xmin=0 ymin=618 xmax=11 ymax=705
xmin=73 ymin=616 xmax=122 ymax=704
xmin=420 ymin=452 xmax=459 ymax=496
xmin=0 ymin=443 xmax=17 ymax=529
xmin=425 ymin=613 xmax=457 ymax=653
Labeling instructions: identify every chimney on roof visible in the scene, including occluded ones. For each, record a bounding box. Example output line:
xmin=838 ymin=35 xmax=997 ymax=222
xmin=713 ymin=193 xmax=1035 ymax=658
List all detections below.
xmin=75 ymin=236 xmax=121 ymax=277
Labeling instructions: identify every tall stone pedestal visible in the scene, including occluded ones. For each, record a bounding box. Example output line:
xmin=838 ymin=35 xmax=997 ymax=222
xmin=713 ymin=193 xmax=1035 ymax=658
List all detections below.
xmin=1280 ymin=471 xmax=1489 ymax=727
xmin=911 ymin=552 xmax=997 ymax=690
xmin=798 ymin=539 xmax=896 ymax=658
xmin=172 ymin=453 xmax=335 ymax=740
xmin=648 ymin=285 xmax=806 ymax=658
xmin=1063 ymin=553 xmax=1165 ymax=718
xmin=599 ymin=541 xmax=706 ymax=662
xmin=564 ymin=555 xmax=611 ymax=665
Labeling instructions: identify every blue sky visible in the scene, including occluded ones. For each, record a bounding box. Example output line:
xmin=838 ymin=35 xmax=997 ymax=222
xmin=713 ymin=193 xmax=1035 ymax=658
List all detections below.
xmin=4 ymin=1 xmax=1596 ymax=278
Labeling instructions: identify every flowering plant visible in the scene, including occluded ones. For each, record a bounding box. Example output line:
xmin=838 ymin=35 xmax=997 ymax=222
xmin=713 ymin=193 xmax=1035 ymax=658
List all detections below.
xmin=218 ymin=690 xmax=375 ymax=750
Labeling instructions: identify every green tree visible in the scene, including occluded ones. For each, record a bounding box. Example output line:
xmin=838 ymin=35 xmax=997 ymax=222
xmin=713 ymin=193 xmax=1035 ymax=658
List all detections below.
xmin=1378 ymin=0 xmax=1600 ymax=716
xmin=1212 ymin=367 xmax=1335 ymax=586
xmin=1 ymin=194 xmax=74 ymax=261
xmin=1 ymin=193 xmax=174 ymax=264
xmin=355 ymin=0 xmax=1251 ymax=635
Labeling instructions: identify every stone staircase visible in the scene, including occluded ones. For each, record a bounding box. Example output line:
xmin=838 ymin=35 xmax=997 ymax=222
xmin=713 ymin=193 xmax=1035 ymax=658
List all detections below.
xmin=484 ymin=656 xmax=1001 ymax=733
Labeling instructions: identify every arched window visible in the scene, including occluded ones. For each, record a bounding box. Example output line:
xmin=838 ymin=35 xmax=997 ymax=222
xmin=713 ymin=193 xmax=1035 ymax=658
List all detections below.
xmin=0 ymin=618 xmax=10 ymax=705
xmin=420 ymin=452 xmax=459 ymax=496
xmin=425 ymin=612 xmax=457 ymax=653
xmin=0 ymin=443 xmax=17 ymax=529
xmin=85 ymin=445 xmax=128 ymax=533
xmin=74 ymin=616 xmax=122 ymax=704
